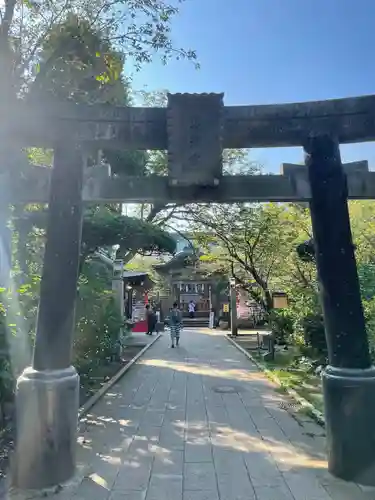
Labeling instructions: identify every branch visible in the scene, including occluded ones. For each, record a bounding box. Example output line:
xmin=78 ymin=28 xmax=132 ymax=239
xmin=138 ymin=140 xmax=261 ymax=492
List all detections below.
xmin=109 ymin=32 xmax=193 ymax=60
xmin=247 ymin=223 xmax=264 ymax=259
xmin=173 ymin=205 xmax=271 ymax=299
xmin=154 ymin=204 xmax=184 ymax=226
xmin=242 ymin=243 xmax=268 ymax=293
xmin=146 ymin=203 xmax=165 ymax=222
xmin=361 ymin=232 xmax=375 ymax=251
xmin=162 ymin=222 xmax=197 ymax=256
xmin=118 ymin=203 xmax=169 ymax=265
xmin=230 ymin=261 xmax=267 ymax=311
xmin=294 ymin=262 xmax=317 ymax=292
xmin=265 ymin=256 xmax=278 ymax=282
xmin=88 ymin=0 xmax=119 ymax=30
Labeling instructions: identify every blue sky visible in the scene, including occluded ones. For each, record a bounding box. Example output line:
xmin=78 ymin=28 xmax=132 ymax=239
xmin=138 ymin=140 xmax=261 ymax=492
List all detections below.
xmin=130 ymin=0 xmax=375 ymax=173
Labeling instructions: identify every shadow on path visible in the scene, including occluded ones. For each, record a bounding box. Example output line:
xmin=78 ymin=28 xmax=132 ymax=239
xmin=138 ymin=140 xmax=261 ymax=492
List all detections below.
xmin=15 ymin=330 xmax=375 ymax=500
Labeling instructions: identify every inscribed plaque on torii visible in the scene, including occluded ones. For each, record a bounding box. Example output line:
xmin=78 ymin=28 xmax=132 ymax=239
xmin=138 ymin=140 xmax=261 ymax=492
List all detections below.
xmin=167 ymin=93 xmax=224 ymax=187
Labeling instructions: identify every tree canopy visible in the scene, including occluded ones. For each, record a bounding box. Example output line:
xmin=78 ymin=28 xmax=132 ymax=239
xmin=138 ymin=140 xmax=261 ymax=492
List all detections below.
xmin=14 ymin=206 xmax=176 ymax=274
xmin=82 ymin=207 xmax=176 ymax=260
xmin=1 ymin=0 xmax=197 ymax=95
xmin=172 ymin=203 xmax=304 ymax=312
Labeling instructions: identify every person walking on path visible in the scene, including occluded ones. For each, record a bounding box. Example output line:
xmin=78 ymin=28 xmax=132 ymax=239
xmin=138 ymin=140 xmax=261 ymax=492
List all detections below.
xmin=188 ymin=300 xmax=196 ymax=318
xmin=145 ymin=304 xmax=157 ymax=335
xmin=169 ymin=302 xmax=182 ymax=348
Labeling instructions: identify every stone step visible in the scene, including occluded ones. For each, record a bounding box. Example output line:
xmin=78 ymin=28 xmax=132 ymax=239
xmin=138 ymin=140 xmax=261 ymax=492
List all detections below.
xmin=182 ymin=311 xmax=210 ymax=318
xmin=183 ymin=318 xmax=210 ymax=328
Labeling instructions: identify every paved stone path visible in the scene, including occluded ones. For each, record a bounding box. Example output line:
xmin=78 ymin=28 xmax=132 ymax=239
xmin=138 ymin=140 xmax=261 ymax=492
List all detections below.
xmin=36 ymin=330 xmax=375 ymax=499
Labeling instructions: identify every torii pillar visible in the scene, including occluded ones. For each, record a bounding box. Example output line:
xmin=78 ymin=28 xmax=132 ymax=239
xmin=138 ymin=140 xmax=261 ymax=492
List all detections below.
xmin=285 ymin=143 xmax=375 ymax=485
xmin=12 ymin=140 xmax=84 ymax=489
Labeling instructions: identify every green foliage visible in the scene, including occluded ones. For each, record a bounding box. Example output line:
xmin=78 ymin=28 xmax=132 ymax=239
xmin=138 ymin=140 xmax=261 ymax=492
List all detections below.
xmin=358 ymin=263 xmax=375 ymax=301
xmin=0 ymin=256 xmax=125 ymax=414
xmin=82 ymin=207 xmax=176 ymax=260
xmin=27 ymin=148 xmax=53 ymax=167
xmin=20 ymin=7 xmax=196 ymax=177
xmin=0 ymin=299 xmax=14 ymax=403
xmin=363 ymin=297 xmax=375 ymax=358
xmin=268 ymin=310 xmax=294 ymax=345
xmin=74 ymin=261 xmax=123 ymax=376
xmin=301 ymin=314 xmax=327 ymax=358
xmin=14 ymin=206 xmax=176 ymax=269
xmin=0 ymin=259 xmax=125 ymax=407
xmin=125 ymin=255 xmax=170 ymax=297
xmin=0 ymin=358 xmax=13 ymax=403
xmin=103 ymin=150 xmax=149 ymax=177
xmin=175 ymin=200 xmax=375 ymax=370
xmin=0 ymin=280 xmax=40 ymax=405
xmin=32 ymin=14 xmax=127 ymax=104
xmin=30 ymin=14 xmax=144 ymax=178
xmin=4 ymin=0 xmax=197 ymax=96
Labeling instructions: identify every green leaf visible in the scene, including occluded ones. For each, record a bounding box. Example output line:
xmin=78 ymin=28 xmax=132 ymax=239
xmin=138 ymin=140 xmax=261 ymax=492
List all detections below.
xmin=95 ymin=73 xmax=110 ymax=84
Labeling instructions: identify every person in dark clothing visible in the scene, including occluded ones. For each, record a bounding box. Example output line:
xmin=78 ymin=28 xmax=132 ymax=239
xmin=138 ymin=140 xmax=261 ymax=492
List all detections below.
xmin=145 ymin=304 xmax=157 ymax=335
xmin=169 ymin=302 xmax=182 ymax=348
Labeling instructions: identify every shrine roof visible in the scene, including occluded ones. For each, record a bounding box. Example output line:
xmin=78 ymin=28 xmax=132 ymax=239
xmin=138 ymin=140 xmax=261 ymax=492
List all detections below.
xmin=122 ymin=271 xmax=154 ymax=289
xmin=123 ymin=271 xmax=149 ymax=278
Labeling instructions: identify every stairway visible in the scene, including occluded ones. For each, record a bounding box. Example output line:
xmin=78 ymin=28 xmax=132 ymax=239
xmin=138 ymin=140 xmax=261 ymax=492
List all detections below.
xmin=183 ymin=316 xmax=210 ymax=328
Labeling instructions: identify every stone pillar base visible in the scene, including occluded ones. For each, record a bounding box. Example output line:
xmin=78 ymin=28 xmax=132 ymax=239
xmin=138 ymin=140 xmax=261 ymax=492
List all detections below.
xmin=11 ymin=365 xmax=79 ymax=490
xmin=323 ymin=365 xmax=375 ymax=485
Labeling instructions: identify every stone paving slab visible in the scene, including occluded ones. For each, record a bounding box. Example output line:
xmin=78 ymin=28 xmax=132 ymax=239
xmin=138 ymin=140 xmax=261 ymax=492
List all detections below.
xmin=8 ymin=329 xmax=375 ymax=500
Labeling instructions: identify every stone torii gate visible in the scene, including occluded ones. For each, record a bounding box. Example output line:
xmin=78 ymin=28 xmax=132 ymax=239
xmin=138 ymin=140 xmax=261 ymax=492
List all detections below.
xmin=4 ymin=93 xmax=375 ymax=489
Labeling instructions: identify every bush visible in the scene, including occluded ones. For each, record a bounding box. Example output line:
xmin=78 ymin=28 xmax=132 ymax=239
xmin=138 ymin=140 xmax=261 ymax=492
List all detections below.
xmin=301 ymin=313 xmax=327 ymax=357
xmin=0 ymin=358 xmax=14 ymax=403
xmin=0 ymin=282 xmax=38 ymax=410
xmin=269 ymin=310 xmax=294 ymax=345
xmin=363 ymin=297 xmax=375 ymax=359
xmin=0 ymin=260 xmax=123 ymax=415
xmin=73 ymin=262 xmax=123 ymax=374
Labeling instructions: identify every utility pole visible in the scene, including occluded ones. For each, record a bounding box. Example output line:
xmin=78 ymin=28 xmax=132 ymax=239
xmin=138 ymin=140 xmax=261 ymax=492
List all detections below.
xmin=230 ymin=278 xmax=238 ymax=337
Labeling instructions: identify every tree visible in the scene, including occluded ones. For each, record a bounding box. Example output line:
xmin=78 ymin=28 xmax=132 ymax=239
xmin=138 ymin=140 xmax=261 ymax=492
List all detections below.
xmin=30 ymin=15 xmax=126 ymax=103
xmin=28 ymin=14 xmax=149 ymax=178
xmin=293 ymin=201 xmax=375 ymax=305
xmin=1 ymin=0 xmax=197 ymax=96
xmin=0 ymin=1 xmax=198 ymax=184
xmin=82 ymin=206 xmax=176 ymax=262
xmin=124 ymin=254 xmax=170 ymax=298
xmin=13 ymin=206 xmax=176 ymax=276
xmin=171 ymin=203 xmax=300 ymax=313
